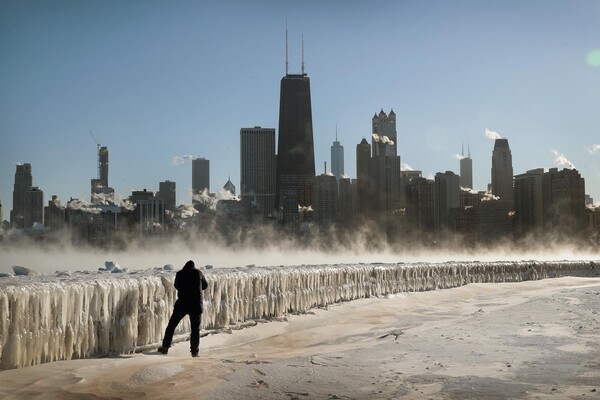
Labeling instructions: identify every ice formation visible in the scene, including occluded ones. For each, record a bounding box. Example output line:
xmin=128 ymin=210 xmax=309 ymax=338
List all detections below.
xmin=0 ymin=260 xmax=598 ymax=369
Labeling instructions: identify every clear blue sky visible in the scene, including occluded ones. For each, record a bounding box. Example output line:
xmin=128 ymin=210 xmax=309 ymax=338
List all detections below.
xmin=1 ymin=0 xmax=599 ymax=215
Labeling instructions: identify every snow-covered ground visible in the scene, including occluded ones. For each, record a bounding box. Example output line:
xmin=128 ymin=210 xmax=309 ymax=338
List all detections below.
xmin=1 ymin=276 xmax=599 ymax=399
xmin=1 ymin=260 xmax=598 ymax=370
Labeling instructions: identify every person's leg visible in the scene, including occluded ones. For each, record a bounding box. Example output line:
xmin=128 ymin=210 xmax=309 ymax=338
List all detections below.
xmin=189 ymin=311 xmax=201 ymax=356
xmin=160 ymin=305 xmax=186 ymax=352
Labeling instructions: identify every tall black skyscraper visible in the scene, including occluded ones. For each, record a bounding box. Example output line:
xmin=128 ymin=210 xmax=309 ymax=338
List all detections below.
xmin=275 ymin=33 xmax=315 ymax=210
xmin=491 ymin=138 xmax=513 ymax=205
xmin=192 ymin=158 xmax=210 ymax=195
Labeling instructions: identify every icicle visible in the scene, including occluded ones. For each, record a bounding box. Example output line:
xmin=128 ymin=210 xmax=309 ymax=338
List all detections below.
xmin=0 ymin=260 xmax=598 ymax=369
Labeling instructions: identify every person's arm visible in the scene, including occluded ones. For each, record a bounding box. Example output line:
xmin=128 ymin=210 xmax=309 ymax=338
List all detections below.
xmin=199 ymin=271 xmax=208 ymax=290
xmin=174 ymin=271 xmax=180 ymax=291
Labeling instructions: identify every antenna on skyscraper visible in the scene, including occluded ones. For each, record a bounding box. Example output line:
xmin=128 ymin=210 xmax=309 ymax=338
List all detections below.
xmin=285 ymin=21 xmax=289 ymax=75
xmin=468 ymin=142 xmax=471 ymax=158
xmin=462 ymin=141 xmax=464 ymax=157
xmin=301 ymin=34 xmax=305 ymax=75
xmin=335 ymin=124 xmax=338 ymax=141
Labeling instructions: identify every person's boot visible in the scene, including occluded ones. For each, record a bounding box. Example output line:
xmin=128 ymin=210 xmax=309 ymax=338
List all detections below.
xmin=157 ymin=346 xmax=169 ymax=354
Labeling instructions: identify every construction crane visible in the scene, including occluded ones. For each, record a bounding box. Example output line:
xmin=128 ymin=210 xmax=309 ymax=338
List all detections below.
xmin=89 ymin=131 xmax=101 ymax=180
xmin=89 ymin=130 xmax=101 ymax=151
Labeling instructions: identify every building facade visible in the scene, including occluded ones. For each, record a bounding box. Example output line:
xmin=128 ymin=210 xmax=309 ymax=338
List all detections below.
xmin=491 ymin=138 xmax=514 ymax=206
xmin=406 ymin=177 xmax=435 ymax=233
xmin=45 ymin=195 xmax=65 ymax=231
xmin=192 ymin=158 xmax=210 ymax=195
xmin=459 ymin=146 xmax=473 ymax=189
xmin=434 ymin=171 xmax=460 ymax=230
xmin=372 ymin=109 xmax=397 ymax=156
xmin=314 ymin=173 xmax=338 ymax=224
xmin=275 ymin=73 xmax=315 ymax=210
xmin=11 ymin=163 xmax=33 ymax=228
xmin=91 ymin=146 xmax=114 ymax=205
xmin=356 ymin=138 xmax=372 ymax=217
xmin=24 ymin=187 xmax=44 ymax=228
xmin=542 ymin=168 xmax=586 ymax=235
xmin=240 ymin=127 xmax=276 ymax=218
xmin=514 ymin=168 xmax=544 ymax=236
xmin=158 ymin=180 xmax=176 ymax=212
xmin=331 ymin=136 xmax=344 ymax=181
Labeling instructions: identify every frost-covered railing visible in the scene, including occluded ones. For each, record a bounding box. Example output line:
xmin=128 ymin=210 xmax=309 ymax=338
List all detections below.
xmin=0 ymin=260 xmax=598 ymax=369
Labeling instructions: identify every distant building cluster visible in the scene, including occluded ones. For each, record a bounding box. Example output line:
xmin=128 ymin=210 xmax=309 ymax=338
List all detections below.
xmin=2 ymin=45 xmax=599 ymax=248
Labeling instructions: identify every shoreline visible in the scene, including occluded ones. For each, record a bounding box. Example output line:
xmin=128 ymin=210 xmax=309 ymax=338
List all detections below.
xmin=2 ymin=276 xmax=599 ymax=399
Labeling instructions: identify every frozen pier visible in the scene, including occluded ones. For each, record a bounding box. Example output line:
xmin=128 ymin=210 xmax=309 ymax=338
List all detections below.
xmin=0 ymin=260 xmax=598 ymax=369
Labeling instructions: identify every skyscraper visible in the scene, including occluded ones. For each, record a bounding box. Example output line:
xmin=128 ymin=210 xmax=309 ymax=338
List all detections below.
xmin=275 ymin=35 xmax=315 ymax=210
xmin=372 ymin=109 xmax=397 ymax=156
xmin=459 ymin=144 xmax=473 ymax=189
xmin=406 ymin=177 xmax=435 ymax=233
xmin=192 ymin=158 xmax=210 ymax=195
xmin=514 ymin=168 xmax=544 ymax=236
xmin=491 ymin=138 xmax=514 ymax=205
xmin=11 ymin=163 xmax=32 ymax=228
xmin=91 ymin=145 xmax=114 ymax=204
xmin=99 ymin=146 xmax=108 ymax=187
xmin=331 ymin=127 xmax=344 ymax=181
xmin=240 ymin=127 xmax=276 ymax=217
xmin=542 ymin=167 xmax=586 ymax=234
xmin=434 ymin=171 xmax=460 ymax=230
xmin=45 ymin=195 xmax=65 ymax=231
xmin=158 ymin=180 xmax=176 ymax=212
xmin=24 ymin=187 xmax=44 ymax=228
xmin=337 ymin=177 xmax=355 ymax=222
xmin=314 ymin=171 xmax=338 ymax=224
xmin=223 ymin=178 xmax=236 ymax=196
xmin=356 ymin=138 xmax=372 ymax=216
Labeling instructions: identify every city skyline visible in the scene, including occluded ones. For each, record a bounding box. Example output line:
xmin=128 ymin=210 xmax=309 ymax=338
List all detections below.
xmin=2 ymin=1 xmax=600 ymax=214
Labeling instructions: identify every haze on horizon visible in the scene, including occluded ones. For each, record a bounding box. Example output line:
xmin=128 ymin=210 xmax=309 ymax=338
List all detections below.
xmin=1 ymin=1 xmax=599 ymax=214
xmin=2 ymin=225 xmax=599 ymax=275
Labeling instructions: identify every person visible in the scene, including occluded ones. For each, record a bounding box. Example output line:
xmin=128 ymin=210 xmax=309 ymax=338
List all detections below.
xmin=158 ymin=260 xmax=208 ymax=357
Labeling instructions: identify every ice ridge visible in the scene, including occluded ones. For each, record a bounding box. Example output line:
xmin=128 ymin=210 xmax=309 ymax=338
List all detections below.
xmin=0 ymin=260 xmax=598 ymax=369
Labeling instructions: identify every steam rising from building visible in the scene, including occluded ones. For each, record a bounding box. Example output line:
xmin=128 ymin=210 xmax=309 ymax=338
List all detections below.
xmin=485 ymin=128 xmax=502 ymax=140
xmin=551 ymin=149 xmax=576 ymax=169
xmin=171 ymin=155 xmax=195 ymax=166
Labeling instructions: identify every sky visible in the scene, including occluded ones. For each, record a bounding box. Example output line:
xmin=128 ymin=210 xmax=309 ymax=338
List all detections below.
xmin=1 ymin=0 xmax=599 ymax=216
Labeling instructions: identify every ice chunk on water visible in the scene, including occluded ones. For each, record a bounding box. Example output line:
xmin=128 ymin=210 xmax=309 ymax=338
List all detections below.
xmin=12 ymin=266 xmax=39 ymax=276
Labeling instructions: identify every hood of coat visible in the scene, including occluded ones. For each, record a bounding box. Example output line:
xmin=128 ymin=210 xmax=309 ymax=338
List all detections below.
xmin=183 ymin=260 xmax=195 ymax=270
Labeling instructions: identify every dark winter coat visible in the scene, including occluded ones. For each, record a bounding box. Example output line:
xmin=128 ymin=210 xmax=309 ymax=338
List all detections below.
xmin=174 ymin=261 xmax=208 ymax=313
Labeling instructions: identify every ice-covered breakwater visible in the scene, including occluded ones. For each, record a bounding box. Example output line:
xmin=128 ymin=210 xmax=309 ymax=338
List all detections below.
xmin=0 ymin=260 xmax=598 ymax=369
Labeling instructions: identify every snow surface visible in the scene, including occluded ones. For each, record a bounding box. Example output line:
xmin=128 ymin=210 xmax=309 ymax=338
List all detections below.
xmin=0 ymin=260 xmax=598 ymax=369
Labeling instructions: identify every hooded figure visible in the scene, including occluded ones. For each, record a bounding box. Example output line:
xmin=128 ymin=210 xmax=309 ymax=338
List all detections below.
xmin=158 ymin=260 xmax=208 ymax=357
